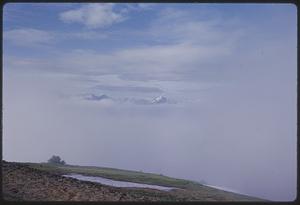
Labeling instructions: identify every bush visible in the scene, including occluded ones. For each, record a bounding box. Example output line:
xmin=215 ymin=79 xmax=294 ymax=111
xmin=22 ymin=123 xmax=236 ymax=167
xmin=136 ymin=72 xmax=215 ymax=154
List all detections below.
xmin=47 ymin=155 xmax=66 ymax=165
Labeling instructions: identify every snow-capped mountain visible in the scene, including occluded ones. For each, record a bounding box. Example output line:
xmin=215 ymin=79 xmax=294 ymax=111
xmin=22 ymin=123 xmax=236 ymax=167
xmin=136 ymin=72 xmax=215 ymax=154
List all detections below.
xmin=151 ymin=96 xmax=167 ymax=104
xmin=84 ymin=94 xmax=110 ymax=101
xmin=82 ymin=94 xmax=175 ymax=105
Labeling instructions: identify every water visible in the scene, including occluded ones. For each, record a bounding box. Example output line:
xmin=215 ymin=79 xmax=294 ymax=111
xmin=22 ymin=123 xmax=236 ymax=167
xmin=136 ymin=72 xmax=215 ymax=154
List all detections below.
xmin=205 ymin=184 xmax=244 ymax=195
xmin=63 ymin=174 xmax=177 ymax=191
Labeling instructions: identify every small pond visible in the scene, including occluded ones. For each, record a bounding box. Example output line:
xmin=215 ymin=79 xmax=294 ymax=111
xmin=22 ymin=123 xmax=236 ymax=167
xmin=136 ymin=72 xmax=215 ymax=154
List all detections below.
xmin=63 ymin=174 xmax=177 ymax=191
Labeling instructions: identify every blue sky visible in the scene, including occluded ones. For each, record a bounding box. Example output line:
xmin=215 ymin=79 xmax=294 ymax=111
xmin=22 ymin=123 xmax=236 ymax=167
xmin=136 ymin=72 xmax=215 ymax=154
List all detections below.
xmin=3 ymin=3 xmax=297 ymax=201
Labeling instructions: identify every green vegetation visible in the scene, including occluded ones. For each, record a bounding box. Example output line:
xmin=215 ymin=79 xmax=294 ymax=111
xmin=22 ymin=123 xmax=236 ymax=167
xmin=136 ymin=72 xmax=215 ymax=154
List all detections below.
xmin=4 ymin=161 xmax=266 ymax=201
xmin=23 ymin=162 xmax=203 ymax=189
xmin=47 ymin=155 xmax=66 ymax=165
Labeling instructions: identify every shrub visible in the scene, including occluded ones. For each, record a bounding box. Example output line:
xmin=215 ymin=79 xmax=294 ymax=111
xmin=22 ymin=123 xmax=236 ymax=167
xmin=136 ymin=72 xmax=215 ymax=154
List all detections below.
xmin=47 ymin=155 xmax=66 ymax=165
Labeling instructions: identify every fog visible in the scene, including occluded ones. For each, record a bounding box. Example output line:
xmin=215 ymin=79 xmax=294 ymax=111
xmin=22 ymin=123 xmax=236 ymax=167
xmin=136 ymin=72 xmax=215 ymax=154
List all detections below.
xmin=3 ymin=3 xmax=297 ymax=201
xmin=3 ymin=64 xmax=296 ymax=201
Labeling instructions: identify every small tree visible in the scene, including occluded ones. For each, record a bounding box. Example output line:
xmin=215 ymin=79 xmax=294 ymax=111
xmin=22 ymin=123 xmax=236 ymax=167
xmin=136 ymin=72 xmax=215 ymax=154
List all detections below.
xmin=47 ymin=155 xmax=66 ymax=165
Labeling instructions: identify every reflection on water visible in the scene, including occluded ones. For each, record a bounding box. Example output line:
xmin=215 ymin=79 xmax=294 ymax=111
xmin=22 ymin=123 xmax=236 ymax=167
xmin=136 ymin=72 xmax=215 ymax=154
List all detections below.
xmin=63 ymin=174 xmax=177 ymax=191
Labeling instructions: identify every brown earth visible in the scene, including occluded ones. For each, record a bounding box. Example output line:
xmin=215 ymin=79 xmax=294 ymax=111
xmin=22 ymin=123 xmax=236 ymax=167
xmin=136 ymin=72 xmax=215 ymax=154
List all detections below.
xmin=2 ymin=161 xmax=265 ymax=201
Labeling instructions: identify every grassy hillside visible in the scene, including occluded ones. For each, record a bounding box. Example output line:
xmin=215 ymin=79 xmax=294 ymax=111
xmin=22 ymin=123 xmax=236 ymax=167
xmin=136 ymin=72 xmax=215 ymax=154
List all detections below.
xmin=4 ymin=161 xmax=266 ymax=201
xmin=22 ymin=162 xmax=202 ymax=189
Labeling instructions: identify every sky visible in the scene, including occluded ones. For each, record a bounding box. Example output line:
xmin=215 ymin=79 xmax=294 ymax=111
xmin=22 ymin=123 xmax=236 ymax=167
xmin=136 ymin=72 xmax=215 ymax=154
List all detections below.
xmin=3 ymin=3 xmax=297 ymax=201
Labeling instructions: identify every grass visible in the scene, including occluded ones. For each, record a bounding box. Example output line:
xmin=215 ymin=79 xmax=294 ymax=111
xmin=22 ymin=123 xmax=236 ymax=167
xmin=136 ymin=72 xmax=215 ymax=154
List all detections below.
xmin=8 ymin=161 xmax=266 ymax=201
xmin=22 ymin=162 xmax=203 ymax=189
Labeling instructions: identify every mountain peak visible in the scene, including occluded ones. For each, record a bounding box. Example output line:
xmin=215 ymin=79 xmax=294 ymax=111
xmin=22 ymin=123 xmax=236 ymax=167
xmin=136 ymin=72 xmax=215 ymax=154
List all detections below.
xmin=85 ymin=94 xmax=110 ymax=101
xmin=151 ymin=96 xmax=167 ymax=104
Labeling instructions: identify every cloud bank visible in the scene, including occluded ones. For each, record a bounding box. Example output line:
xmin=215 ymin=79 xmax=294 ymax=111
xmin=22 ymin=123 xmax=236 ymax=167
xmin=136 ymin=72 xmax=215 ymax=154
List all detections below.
xmin=59 ymin=3 xmax=125 ymax=29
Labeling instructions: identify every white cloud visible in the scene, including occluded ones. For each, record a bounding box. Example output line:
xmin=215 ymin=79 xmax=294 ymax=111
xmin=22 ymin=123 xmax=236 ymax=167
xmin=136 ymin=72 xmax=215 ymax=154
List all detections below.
xmin=59 ymin=3 xmax=125 ymax=29
xmin=5 ymin=7 xmax=241 ymax=78
xmin=41 ymin=41 xmax=231 ymax=82
xmin=64 ymin=31 xmax=107 ymax=40
xmin=136 ymin=3 xmax=156 ymax=10
xmin=4 ymin=28 xmax=108 ymax=47
xmin=122 ymin=3 xmax=156 ymax=12
xmin=4 ymin=28 xmax=54 ymax=46
xmin=148 ymin=8 xmax=244 ymax=45
xmin=4 ymin=7 xmax=243 ymax=99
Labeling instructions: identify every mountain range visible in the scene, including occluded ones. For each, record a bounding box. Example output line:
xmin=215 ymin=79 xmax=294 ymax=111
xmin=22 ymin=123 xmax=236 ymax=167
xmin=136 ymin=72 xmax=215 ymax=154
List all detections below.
xmin=82 ymin=94 xmax=175 ymax=105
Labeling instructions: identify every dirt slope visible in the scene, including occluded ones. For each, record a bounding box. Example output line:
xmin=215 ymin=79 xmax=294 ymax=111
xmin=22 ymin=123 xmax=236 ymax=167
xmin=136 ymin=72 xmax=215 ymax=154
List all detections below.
xmin=2 ymin=161 xmax=264 ymax=201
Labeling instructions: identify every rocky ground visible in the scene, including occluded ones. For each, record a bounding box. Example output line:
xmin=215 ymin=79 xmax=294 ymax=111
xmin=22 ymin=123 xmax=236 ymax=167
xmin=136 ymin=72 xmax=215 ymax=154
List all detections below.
xmin=2 ymin=161 xmax=265 ymax=201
